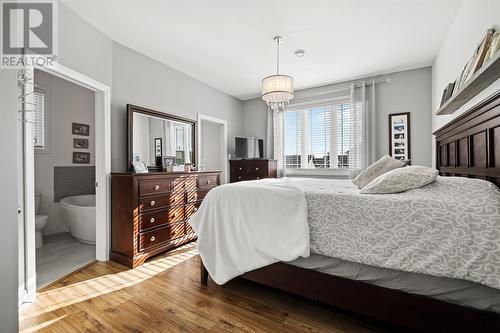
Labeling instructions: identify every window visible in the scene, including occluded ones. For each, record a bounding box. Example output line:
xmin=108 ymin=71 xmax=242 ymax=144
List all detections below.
xmin=33 ymin=89 xmax=47 ymax=151
xmin=277 ymin=101 xmax=352 ymax=172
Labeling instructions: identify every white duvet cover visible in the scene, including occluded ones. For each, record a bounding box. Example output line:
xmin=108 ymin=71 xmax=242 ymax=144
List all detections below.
xmin=189 ymin=179 xmax=309 ymax=284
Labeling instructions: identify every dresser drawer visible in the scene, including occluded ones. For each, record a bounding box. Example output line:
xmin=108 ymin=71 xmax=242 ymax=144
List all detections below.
xmin=186 ymin=189 xmax=211 ymax=203
xmin=139 ymin=179 xmax=172 ymax=196
xmin=140 ymin=206 xmax=185 ymax=231
xmin=139 ymin=192 xmax=184 ymax=211
xmin=139 ymin=222 xmax=185 ymax=252
xmin=245 ymin=166 xmax=267 ymax=180
xmin=197 ymin=175 xmax=218 ymax=189
xmin=185 ymin=202 xmax=201 ymax=219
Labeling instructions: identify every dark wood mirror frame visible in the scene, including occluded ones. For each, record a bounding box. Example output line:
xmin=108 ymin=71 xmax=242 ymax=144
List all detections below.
xmin=127 ymin=104 xmax=196 ymax=172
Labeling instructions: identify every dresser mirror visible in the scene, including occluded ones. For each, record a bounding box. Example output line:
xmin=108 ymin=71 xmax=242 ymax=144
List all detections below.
xmin=127 ymin=104 xmax=196 ymax=171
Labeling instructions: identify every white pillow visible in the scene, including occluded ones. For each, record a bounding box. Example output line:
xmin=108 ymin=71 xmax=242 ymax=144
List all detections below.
xmin=352 ymin=155 xmax=403 ymax=189
xmin=360 ymin=166 xmax=439 ymax=194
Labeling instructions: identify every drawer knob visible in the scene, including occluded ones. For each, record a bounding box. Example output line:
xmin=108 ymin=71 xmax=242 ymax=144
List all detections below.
xmin=193 ymin=207 xmax=198 ymax=212
xmin=150 ymin=236 xmax=156 ymax=242
xmin=239 ymin=167 xmax=242 ymax=171
xmin=173 ymin=212 xmax=178 ymax=217
xmin=150 ymin=217 xmax=155 ymax=223
xmin=150 ymin=200 xmax=155 ymax=206
xmin=206 ymin=180 xmax=210 ymax=184
xmin=154 ymin=185 xmax=160 ymax=191
xmin=256 ymin=177 xmax=260 ymax=180
xmin=255 ymin=167 xmax=259 ymax=171
xmin=238 ymin=176 xmax=242 ymax=180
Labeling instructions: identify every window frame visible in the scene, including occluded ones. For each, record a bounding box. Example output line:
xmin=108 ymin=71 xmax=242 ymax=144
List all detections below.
xmin=33 ymin=85 xmax=51 ymax=154
xmin=281 ymin=97 xmax=352 ymax=177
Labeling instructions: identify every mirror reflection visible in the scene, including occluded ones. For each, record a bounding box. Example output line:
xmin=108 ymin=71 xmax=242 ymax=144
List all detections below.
xmin=132 ymin=112 xmax=193 ymax=168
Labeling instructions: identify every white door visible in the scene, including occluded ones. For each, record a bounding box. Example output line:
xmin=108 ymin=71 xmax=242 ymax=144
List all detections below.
xmin=18 ymin=68 xmax=37 ymax=305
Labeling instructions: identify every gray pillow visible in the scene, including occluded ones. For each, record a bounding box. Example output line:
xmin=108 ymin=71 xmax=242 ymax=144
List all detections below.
xmin=352 ymin=155 xmax=403 ymax=189
xmin=360 ymin=166 xmax=439 ymax=194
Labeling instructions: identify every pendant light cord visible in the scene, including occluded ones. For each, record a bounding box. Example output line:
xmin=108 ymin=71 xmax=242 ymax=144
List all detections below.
xmin=276 ymin=38 xmax=280 ymax=75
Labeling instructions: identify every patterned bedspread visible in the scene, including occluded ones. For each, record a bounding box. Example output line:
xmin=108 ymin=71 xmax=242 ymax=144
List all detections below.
xmin=283 ymin=177 xmax=500 ymax=290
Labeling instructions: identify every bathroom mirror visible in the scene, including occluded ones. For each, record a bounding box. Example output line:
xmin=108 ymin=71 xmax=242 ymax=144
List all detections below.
xmin=127 ymin=104 xmax=196 ymax=171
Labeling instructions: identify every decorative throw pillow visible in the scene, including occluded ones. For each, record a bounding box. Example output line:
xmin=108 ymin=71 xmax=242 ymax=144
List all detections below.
xmin=360 ymin=166 xmax=439 ymax=194
xmin=352 ymin=155 xmax=403 ymax=189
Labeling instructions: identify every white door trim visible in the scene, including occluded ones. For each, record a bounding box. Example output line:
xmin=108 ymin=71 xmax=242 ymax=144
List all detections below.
xmin=197 ymin=113 xmax=228 ymax=184
xmin=37 ymin=63 xmax=111 ymax=262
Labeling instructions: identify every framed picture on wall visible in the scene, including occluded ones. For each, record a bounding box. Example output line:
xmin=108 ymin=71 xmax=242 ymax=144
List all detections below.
xmin=73 ymin=152 xmax=90 ymax=164
xmin=388 ymin=112 xmax=411 ymax=161
xmin=72 ymin=123 xmax=90 ymax=136
xmin=73 ymin=138 xmax=89 ymax=149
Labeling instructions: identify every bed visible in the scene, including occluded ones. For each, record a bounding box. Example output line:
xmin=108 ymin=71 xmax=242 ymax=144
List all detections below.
xmin=194 ymin=90 xmax=500 ymax=333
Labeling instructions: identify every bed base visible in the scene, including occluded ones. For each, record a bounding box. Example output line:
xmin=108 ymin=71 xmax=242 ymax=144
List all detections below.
xmin=200 ymin=258 xmax=500 ymax=333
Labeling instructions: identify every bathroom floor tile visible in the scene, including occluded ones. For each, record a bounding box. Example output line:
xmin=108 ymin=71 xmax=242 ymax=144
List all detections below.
xmin=36 ymin=232 xmax=95 ymax=290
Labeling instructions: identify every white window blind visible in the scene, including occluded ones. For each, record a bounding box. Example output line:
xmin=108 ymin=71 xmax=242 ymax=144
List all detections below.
xmin=33 ymin=90 xmax=46 ymax=149
xmin=276 ymin=102 xmax=352 ymax=171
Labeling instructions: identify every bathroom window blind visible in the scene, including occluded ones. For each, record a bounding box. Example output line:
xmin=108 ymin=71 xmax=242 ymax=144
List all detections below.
xmin=279 ymin=101 xmax=352 ymax=171
xmin=33 ymin=90 xmax=46 ymax=150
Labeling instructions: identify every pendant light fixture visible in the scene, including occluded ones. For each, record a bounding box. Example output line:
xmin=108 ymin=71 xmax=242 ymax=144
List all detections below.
xmin=261 ymin=36 xmax=294 ymax=112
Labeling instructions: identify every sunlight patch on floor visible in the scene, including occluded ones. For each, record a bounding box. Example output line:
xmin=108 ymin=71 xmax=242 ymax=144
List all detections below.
xmin=20 ymin=244 xmax=198 ymax=325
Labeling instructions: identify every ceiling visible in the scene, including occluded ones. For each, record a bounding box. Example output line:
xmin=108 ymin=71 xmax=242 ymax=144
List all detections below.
xmin=60 ymin=0 xmax=462 ymax=100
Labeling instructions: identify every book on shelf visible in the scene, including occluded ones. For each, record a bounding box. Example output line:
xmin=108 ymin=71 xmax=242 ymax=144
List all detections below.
xmin=483 ymin=31 xmax=500 ymax=66
xmin=464 ymin=29 xmax=494 ymax=83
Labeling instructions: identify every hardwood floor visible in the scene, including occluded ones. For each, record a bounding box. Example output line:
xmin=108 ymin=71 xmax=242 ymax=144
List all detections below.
xmin=20 ymin=243 xmax=394 ymax=333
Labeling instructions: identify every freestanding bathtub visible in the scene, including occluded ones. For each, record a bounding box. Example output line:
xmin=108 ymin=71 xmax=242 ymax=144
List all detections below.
xmin=59 ymin=194 xmax=96 ymax=244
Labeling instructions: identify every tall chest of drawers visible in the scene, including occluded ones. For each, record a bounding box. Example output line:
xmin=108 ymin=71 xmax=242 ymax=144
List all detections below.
xmin=110 ymin=171 xmax=220 ymax=268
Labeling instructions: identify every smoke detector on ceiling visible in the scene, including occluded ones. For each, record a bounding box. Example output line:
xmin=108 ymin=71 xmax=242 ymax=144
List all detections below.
xmin=294 ymin=49 xmax=305 ymax=57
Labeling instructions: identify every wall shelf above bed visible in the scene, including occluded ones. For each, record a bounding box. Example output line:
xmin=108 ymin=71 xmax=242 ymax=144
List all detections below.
xmin=436 ymin=51 xmax=500 ymax=116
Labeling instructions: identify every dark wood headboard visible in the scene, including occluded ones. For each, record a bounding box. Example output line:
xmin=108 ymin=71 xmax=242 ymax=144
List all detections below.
xmin=434 ymin=90 xmax=500 ymax=187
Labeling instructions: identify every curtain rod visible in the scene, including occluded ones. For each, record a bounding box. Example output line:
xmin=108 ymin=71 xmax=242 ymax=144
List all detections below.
xmin=294 ymin=78 xmax=391 ymax=100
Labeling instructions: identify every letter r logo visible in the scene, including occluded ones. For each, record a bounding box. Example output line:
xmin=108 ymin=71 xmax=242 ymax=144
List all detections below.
xmin=2 ymin=1 xmax=53 ymax=55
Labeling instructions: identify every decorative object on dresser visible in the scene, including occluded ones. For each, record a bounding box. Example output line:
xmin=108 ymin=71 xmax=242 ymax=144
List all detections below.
xmin=111 ymin=170 xmax=221 ymax=268
xmin=388 ymin=112 xmax=411 ymax=161
xmin=229 ymin=159 xmax=277 ymax=183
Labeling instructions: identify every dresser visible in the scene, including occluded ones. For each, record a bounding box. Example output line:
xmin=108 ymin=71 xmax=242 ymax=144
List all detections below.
xmin=110 ymin=171 xmax=220 ymax=268
xmin=229 ymin=159 xmax=278 ymax=183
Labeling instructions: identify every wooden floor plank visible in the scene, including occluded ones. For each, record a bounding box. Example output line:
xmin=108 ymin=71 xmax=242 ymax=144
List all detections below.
xmin=20 ymin=243 xmax=391 ymax=333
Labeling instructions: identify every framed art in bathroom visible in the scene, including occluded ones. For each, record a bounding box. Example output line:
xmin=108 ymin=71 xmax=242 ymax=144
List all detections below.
xmin=388 ymin=112 xmax=411 ymax=161
xmin=73 ymin=152 xmax=90 ymax=164
xmin=73 ymin=138 xmax=89 ymax=149
xmin=72 ymin=123 xmax=90 ymax=136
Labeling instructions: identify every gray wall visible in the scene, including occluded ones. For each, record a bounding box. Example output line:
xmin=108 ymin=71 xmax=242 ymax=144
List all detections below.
xmin=111 ymin=43 xmax=243 ymax=171
xmin=242 ymin=67 xmax=433 ymax=167
xmin=0 ymin=70 xmax=20 ymax=332
xmin=58 ymin=4 xmax=113 ymax=86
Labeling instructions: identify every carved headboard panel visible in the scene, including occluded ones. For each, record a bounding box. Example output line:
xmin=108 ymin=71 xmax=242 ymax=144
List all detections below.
xmin=434 ymin=91 xmax=500 ymax=188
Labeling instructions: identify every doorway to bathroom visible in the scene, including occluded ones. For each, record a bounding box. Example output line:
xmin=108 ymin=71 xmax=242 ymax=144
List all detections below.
xmin=33 ymin=69 xmax=97 ymax=289
xmin=18 ymin=64 xmax=110 ymax=304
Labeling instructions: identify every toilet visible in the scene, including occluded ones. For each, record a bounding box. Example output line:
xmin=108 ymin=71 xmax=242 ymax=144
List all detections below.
xmin=35 ymin=193 xmax=48 ymax=248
